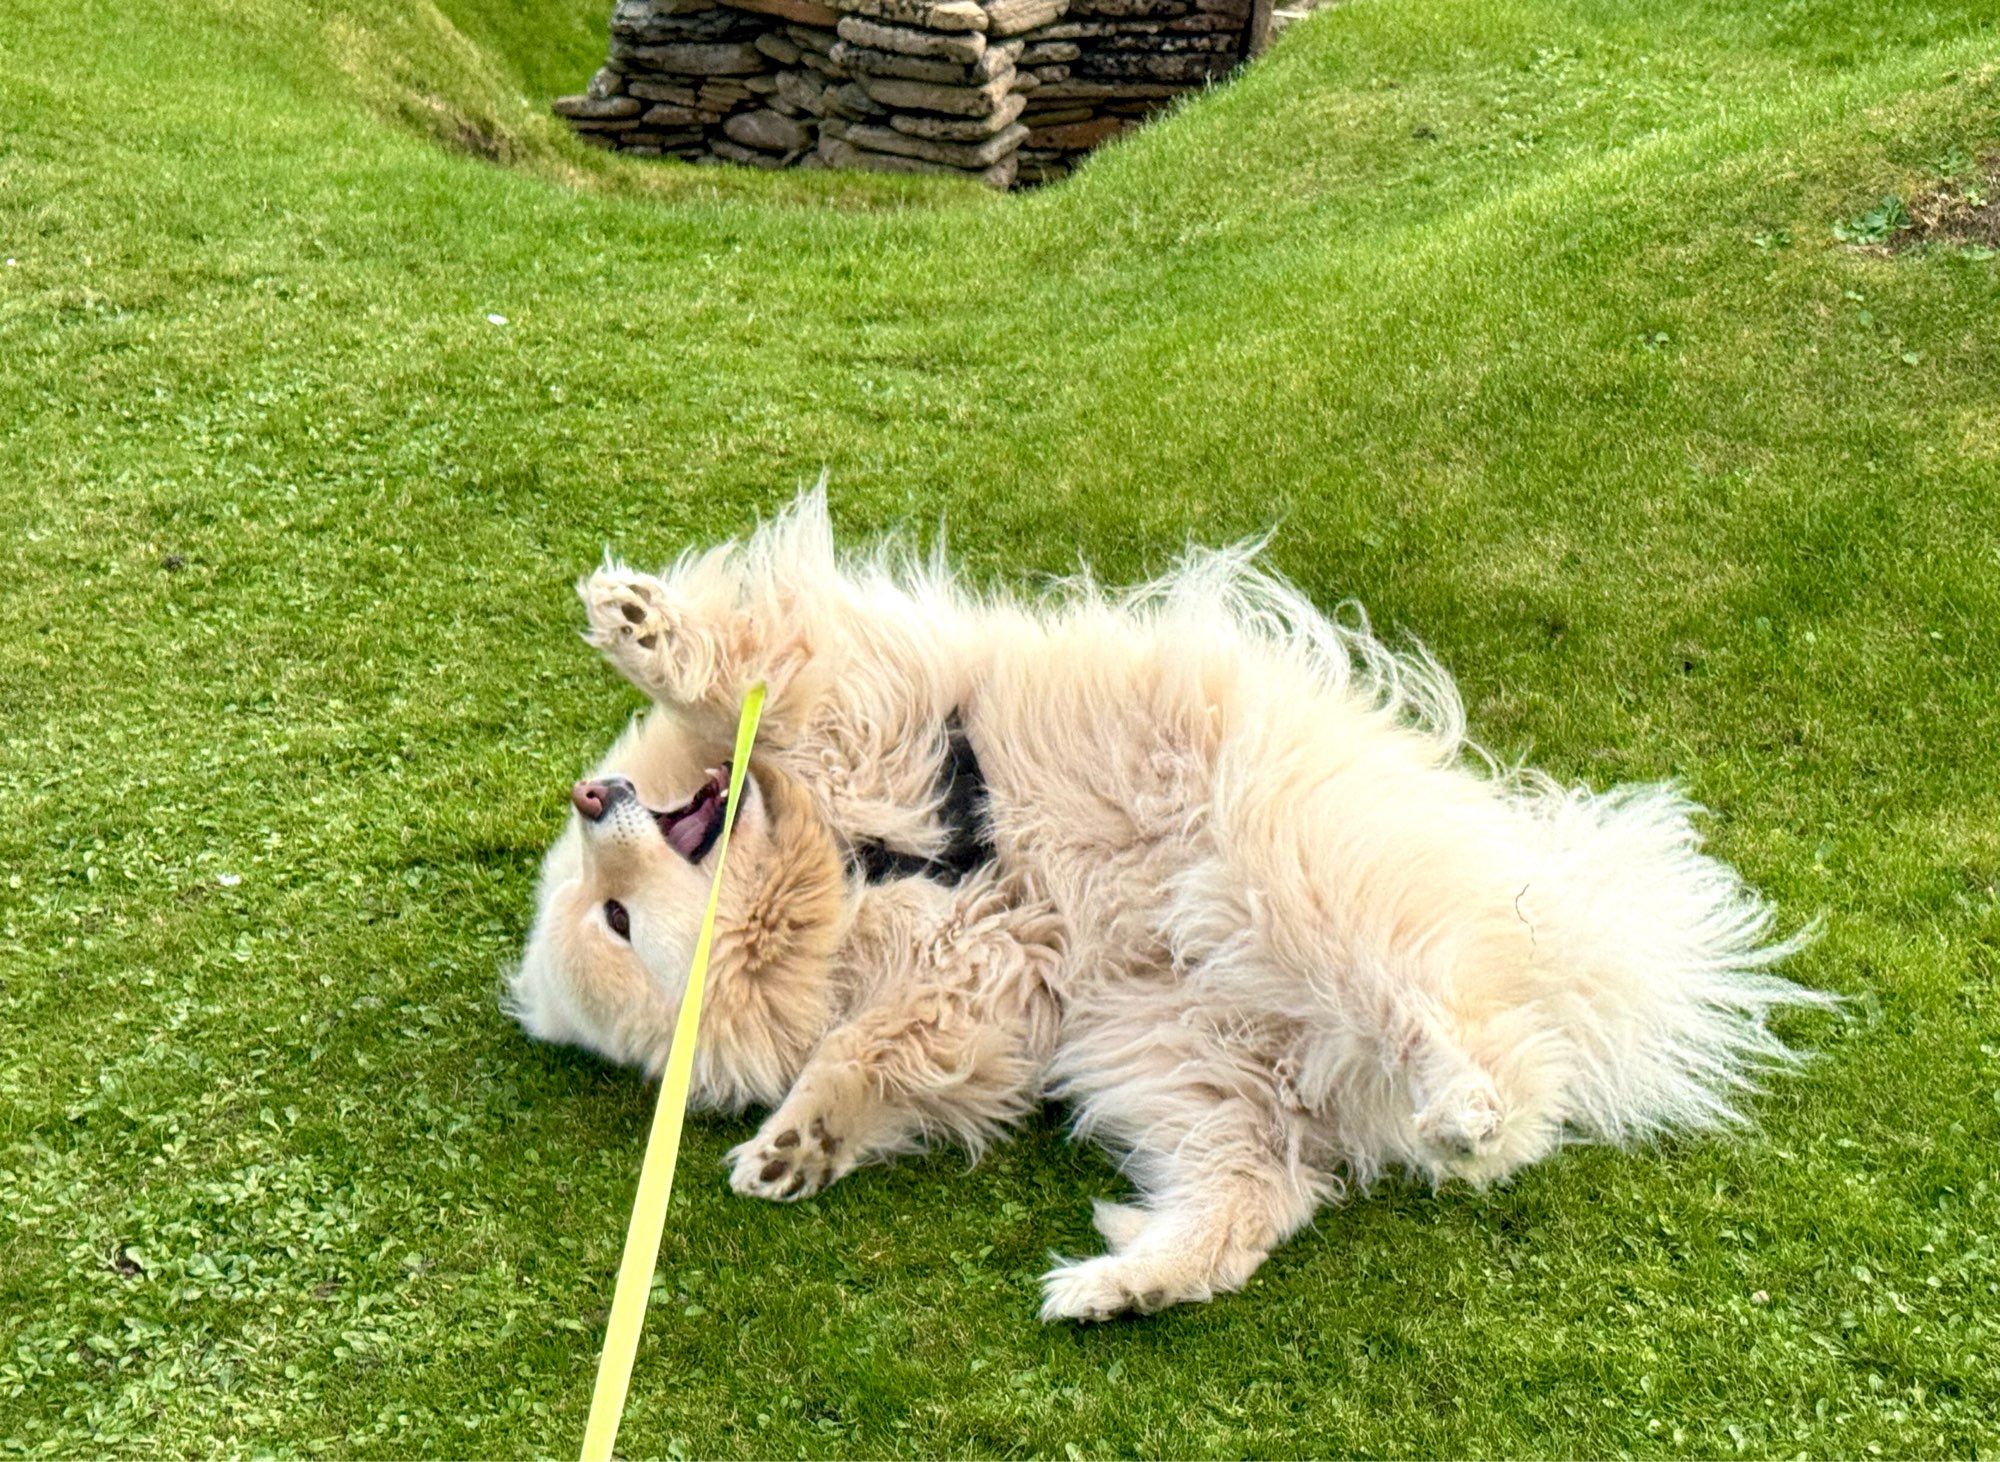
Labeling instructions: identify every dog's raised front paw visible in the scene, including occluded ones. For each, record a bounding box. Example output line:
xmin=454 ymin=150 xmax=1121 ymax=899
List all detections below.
xmin=580 ymin=566 xmax=677 ymax=691
xmin=727 ymin=1115 xmax=846 ymax=1202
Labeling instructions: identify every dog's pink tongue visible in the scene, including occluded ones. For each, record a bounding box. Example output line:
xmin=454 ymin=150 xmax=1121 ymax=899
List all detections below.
xmin=663 ymin=798 xmax=720 ymax=858
xmin=658 ymin=767 xmax=731 ymax=859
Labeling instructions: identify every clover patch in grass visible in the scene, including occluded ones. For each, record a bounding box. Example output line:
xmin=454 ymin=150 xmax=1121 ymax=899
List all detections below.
xmin=1833 ymin=194 xmax=1912 ymax=247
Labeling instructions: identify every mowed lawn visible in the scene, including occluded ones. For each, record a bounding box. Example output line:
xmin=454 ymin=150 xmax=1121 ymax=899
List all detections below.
xmin=3 ymin=0 xmax=1999 ymax=1452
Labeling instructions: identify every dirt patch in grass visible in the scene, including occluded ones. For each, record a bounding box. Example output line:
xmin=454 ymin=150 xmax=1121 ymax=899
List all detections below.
xmin=1898 ymin=154 xmax=2000 ymax=252
xmin=1833 ymin=155 xmax=2000 ymax=255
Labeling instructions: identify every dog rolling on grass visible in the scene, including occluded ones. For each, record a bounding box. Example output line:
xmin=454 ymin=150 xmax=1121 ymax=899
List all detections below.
xmin=510 ymin=491 xmax=1831 ymax=1321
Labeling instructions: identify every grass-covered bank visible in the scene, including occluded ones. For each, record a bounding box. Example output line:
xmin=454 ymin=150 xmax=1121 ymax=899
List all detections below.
xmin=2 ymin=0 xmax=1998 ymax=1452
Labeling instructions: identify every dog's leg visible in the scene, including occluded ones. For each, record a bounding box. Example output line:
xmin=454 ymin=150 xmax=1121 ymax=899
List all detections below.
xmin=1389 ymin=1000 xmax=1507 ymax=1164
xmin=581 ymin=565 xmax=741 ymax=709
xmin=1041 ymin=978 xmax=1327 ymax=1320
xmin=580 ymin=564 xmax=820 ymax=728
xmin=728 ymin=968 xmax=1052 ymax=1202
xmin=1041 ymin=1133 xmax=1321 ymax=1322
xmin=1090 ymin=1200 xmax=1150 ymax=1253
xmin=726 ymin=1048 xmax=912 ymax=1202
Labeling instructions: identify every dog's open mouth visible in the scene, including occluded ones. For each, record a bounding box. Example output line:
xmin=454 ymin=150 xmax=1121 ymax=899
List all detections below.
xmin=654 ymin=764 xmax=730 ymax=862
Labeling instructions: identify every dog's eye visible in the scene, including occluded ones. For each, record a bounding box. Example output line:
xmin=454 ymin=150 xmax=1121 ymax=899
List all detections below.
xmin=603 ymin=899 xmax=631 ymax=941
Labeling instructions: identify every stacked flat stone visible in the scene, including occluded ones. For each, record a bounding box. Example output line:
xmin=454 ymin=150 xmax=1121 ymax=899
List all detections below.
xmin=553 ymin=0 xmax=1269 ymax=186
xmin=552 ymin=0 xmax=833 ymax=164
xmin=1013 ymin=0 xmax=1252 ymax=183
xmin=813 ymin=0 xmax=1058 ymax=187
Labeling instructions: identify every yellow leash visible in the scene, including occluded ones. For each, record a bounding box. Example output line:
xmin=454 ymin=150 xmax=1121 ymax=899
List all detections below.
xmin=579 ymin=683 xmax=766 ymax=1462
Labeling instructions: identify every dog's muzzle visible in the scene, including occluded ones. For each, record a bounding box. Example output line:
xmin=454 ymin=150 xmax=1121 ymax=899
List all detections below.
xmin=572 ymin=769 xmax=733 ymax=863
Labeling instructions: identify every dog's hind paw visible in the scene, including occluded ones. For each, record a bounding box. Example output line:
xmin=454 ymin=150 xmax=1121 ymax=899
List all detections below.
xmin=1413 ymin=1070 xmax=1505 ymax=1159
xmin=1039 ymin=1254 xmax=1192 ymax=1323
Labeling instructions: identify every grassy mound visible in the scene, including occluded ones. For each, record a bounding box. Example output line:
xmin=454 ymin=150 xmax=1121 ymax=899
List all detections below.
xmin=2 ymin=0 xmax=1998 ymax=1452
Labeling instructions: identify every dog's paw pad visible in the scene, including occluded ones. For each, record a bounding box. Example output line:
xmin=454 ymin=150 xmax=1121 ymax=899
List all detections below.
xmin=727 ymin=1124 xmax=839 ymax=1202
xmin=580 ymin=569 xmax=671 ymax=656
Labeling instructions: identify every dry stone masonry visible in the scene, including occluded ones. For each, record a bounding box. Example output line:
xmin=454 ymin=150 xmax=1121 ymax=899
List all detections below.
xmin=554 ymin=0 xmax=1276 ymax=187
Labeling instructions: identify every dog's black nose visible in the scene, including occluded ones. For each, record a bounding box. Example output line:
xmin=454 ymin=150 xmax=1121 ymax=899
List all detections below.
xmin=571 ymin=776 xmax=634 ymax=822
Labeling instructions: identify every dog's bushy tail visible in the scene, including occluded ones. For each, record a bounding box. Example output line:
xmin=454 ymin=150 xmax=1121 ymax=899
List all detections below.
xmin=1518 ymin=779 xmax=1833 ymax=1145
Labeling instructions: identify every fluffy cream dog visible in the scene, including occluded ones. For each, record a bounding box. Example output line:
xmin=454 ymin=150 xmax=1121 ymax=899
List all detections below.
xmin=510 ymin=491 xmax=1827 ymax=1321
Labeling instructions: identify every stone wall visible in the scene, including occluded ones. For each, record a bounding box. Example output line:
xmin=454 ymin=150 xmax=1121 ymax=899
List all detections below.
xmin=553 ymin=0 xmax=1273 ymax=187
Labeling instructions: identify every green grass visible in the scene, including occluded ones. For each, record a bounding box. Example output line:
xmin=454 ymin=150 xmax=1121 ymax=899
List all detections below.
xmin=4 ymin=0 xmax=2000 ymax=1452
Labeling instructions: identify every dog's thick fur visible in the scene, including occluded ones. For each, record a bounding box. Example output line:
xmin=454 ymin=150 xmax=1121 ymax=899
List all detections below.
xmin=511 ymin=491 xmax=1828 ymax=1321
